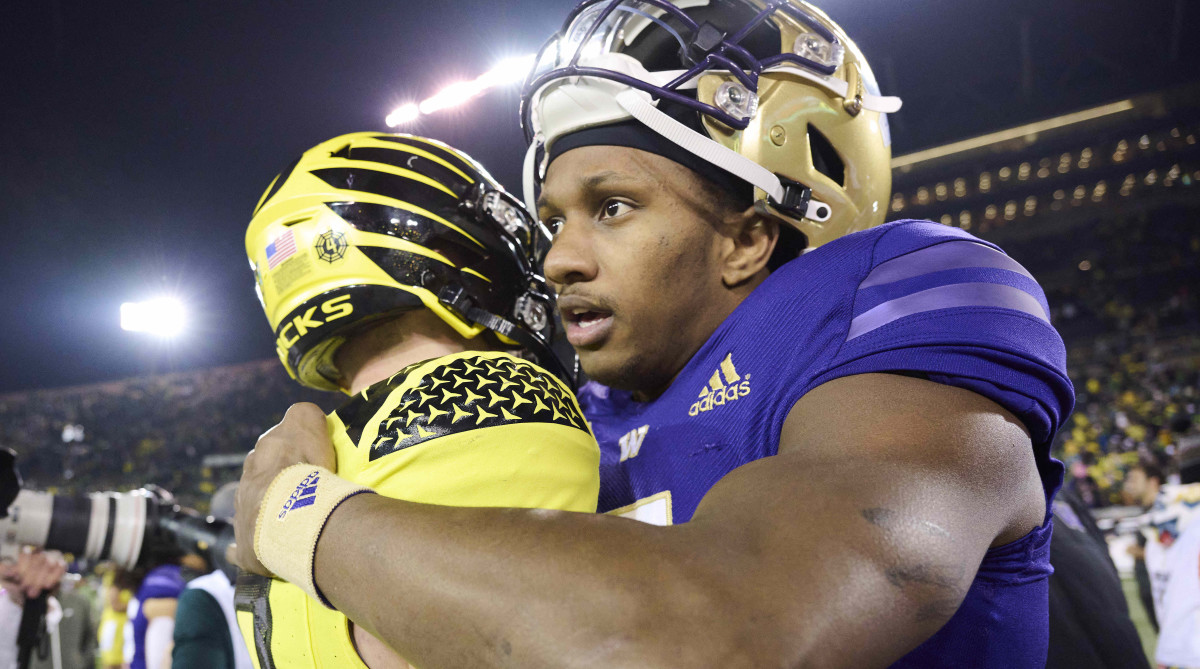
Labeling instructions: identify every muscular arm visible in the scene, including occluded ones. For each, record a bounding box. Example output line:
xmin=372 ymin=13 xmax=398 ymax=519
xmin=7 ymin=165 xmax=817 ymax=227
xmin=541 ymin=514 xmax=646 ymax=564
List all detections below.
xmin=307 ymin=374 xmax=1044 ymax=668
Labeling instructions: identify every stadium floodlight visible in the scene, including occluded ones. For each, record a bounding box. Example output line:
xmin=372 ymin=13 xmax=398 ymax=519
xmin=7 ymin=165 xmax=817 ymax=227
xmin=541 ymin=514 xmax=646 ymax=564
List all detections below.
xmin=120 ymin=297 xmax=187 ymax=337
xmin=419 ymin=80 xmax=483 ymax=115
xmin=385 ymin=103 xmax=421 ymax=127
xmin=477 ymin=54 xmax=537 ymax=87
xmin=385 ymin=52 xmax=535 ymax=127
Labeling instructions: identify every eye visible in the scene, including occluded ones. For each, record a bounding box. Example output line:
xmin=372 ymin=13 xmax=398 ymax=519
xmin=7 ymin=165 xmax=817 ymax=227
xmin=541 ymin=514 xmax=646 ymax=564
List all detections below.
xmin=600 ymin=199 xmax=633 ymax=219
xmin=543 ymin=217 xmax=564 ymax=238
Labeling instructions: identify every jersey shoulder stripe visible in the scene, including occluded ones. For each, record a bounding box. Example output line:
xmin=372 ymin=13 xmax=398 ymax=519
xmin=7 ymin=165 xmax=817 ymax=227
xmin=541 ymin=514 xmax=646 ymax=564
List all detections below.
xmin=847 ymin=225 xmax=1053 ymax=341
xmin=859 ymin=239 xmax=1034 ymax=288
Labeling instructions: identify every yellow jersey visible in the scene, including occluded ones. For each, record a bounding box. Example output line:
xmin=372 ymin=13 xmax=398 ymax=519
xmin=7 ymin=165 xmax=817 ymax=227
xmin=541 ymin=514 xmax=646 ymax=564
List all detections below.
xmin=97 ymin=571 xmax=132 ymax=667
xmin=235 ymin=351 xmax=600 ymax=668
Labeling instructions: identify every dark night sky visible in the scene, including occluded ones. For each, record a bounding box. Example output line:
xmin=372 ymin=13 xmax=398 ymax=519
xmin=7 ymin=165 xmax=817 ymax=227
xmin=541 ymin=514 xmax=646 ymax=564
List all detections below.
xmin=1 ymin=0 xmax=1195 ymax=393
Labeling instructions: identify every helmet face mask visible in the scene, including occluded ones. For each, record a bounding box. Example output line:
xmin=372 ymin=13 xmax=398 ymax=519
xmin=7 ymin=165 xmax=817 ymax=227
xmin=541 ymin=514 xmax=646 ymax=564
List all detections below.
xmin=247 ymin=133 xmax=566 ymax=392
xmin=524 ymin=0 xmax=846 ymax=134
xmin=521 ymin=0 xmax=901 ymax=249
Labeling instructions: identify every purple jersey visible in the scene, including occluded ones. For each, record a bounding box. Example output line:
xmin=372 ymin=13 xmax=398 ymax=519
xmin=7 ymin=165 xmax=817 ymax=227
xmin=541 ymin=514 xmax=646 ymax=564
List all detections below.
xmin=130 ymin=564 xmax=184 ymax=669
xmin=579 ymin=220 xmax=1074 ymax=668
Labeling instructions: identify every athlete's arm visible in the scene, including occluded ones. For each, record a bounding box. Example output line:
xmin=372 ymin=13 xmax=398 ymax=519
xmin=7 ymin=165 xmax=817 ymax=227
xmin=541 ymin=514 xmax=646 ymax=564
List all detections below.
xmin=237 ymin=373 xmax=1044 ymax=668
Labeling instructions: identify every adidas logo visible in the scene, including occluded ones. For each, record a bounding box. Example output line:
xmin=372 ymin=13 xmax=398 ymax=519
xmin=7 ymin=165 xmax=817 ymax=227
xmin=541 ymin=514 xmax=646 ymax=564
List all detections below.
xmin=688 ymin=353 xmax=751 ymax=416
xmin=278 ymin=471 xmax=320 ymax=519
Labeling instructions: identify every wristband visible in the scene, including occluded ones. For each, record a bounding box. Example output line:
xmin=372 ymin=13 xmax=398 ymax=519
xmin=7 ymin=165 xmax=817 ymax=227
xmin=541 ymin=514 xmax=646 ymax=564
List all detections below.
xmin=254 ymin=464 xmax=374 ymax=607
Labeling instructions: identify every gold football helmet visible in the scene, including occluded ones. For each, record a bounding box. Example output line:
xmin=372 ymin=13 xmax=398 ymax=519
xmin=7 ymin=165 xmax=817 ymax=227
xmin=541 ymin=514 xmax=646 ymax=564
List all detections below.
xmin=247 ymin=133 xmax=561 ymax=391
xmin=521 ymin=0 xmax=901 ymax=248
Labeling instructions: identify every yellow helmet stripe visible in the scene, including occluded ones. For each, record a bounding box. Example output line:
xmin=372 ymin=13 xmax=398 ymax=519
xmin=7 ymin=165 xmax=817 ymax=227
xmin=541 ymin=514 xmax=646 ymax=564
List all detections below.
xmin=347 ymin=138 xmax=475 ymax=184
xmin=309 ymin=160 xmax=459 ymax=200
xmin=372 ymin=135 xmax=486 ymax=181
xmin=461 ymin=267 xmax=492 ymax=283
xmin=254 ymin=173 xmax=281 ymax=216
xmin=345 ymin=228 xmax=456 ymax=267
xmin=321 ymin=190 xmax=484 ymax=249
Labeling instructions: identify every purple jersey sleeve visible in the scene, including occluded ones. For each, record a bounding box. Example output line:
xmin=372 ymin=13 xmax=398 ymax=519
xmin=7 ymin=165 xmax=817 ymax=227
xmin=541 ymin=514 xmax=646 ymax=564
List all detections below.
xmin=804 ymin=221 xmax=1074 ymax=450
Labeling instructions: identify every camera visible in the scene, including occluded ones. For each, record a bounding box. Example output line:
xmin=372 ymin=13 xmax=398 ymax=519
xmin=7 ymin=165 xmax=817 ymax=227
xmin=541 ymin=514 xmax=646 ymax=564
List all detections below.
xmin=0 ymin=448 xmax=237 ymax=578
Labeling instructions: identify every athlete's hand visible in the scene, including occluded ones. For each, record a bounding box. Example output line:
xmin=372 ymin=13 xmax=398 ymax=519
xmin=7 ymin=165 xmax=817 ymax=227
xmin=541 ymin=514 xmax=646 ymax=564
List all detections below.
xmin=232 ymin=402 xmax=335 ymax=576
xmin=0 ymin=548 xmax=67 ymax=606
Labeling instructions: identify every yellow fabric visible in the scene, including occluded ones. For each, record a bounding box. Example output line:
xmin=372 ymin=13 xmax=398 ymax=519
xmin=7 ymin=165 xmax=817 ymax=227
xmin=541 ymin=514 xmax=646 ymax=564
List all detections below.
xmin=97 ymin=601 xmax=129 ymax=665
xmin=254 ymin=464 xmax=373 ymax=604
xmin=237 ymin=351 xmax=599 ymax=669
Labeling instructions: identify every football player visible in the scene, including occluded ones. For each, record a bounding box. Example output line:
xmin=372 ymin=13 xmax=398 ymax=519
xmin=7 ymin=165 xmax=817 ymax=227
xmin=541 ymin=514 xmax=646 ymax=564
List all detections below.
xmin=234 ymin=2 xmax=1075 ymax=667
xmin=234 ymin=133 xmax=599 ymax=669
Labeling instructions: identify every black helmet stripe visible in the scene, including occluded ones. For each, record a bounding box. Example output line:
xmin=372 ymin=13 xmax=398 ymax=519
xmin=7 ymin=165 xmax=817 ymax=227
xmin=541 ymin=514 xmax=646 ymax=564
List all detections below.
xmin=326 ymin=201 xmax=486 ymax=252
xmin=369 ymin=135 xmax=480 ymax=177
xmin=311 ymin=167 xmax=459 ymax=216
xmin=338 ymin=146 xmax=472 ymax=195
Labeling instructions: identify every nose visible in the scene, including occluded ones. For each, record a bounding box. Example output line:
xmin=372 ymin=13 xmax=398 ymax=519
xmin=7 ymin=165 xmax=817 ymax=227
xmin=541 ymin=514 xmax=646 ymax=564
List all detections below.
xmin=543 ymin=218 xmax=597 ymax=289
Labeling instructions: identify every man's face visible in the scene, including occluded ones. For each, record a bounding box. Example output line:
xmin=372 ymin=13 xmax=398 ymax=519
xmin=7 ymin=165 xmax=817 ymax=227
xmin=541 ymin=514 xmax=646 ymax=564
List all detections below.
xmin=1122 ymin=468 xmax=1156 ymax=506
xmin=538 ymin=145 xmax=741 ymax=394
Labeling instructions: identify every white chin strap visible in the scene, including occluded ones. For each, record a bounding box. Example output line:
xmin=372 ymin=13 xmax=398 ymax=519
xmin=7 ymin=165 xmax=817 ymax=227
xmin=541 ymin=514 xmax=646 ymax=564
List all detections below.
xmin=523 ymin=138 xmax=541 ymax=216
xmin=612 ymin=89 xmax=831 ymax=222
xmin=764 ymin=65 xmax=902 ymax=114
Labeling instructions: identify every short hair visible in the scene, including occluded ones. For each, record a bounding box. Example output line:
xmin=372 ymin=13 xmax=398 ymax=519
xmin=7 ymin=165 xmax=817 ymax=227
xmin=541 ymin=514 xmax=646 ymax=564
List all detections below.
xmin=689 ymin=170 xmax=806 ymax=272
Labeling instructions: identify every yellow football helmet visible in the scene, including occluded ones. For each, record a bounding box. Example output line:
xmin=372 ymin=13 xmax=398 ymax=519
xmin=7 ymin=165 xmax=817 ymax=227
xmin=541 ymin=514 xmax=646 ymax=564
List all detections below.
xmin=521 ymin=0 xmax=901 ymax=249
xmin=247 ymin=133 xmax=562 ymax=391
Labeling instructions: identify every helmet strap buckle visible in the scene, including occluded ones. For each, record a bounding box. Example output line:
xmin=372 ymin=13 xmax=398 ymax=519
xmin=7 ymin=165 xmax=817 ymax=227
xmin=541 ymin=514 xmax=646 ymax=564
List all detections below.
xmin=771 ymin=176 xmax=812 ymax=218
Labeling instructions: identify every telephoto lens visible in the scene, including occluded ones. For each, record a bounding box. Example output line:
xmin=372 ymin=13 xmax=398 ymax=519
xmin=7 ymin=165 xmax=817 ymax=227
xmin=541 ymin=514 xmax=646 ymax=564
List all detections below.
xmin=1 ymin=489 xmax=157 ymax=568
xmin=1 ymin=487 xmax=234 ymax=574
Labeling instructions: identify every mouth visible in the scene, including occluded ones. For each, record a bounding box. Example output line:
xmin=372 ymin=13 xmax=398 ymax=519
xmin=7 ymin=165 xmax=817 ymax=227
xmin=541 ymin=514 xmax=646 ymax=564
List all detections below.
xmin=558 ymin=298 xmax=614 ymax=349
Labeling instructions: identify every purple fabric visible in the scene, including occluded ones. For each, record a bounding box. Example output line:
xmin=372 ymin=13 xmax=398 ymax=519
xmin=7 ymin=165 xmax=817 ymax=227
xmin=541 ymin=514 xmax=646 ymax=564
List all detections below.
xmin=847 ymin=282 xmax=1050 ymax=340
xmin=581 ymin=219 xmax=1073 ymax=668
xmin=853 ymin=265 xmax=1048 ymax=317
xmin=859 ymin=240 xmax=1033 ymax=288
xmin=131 ymin=564 xmax=184 ymax=669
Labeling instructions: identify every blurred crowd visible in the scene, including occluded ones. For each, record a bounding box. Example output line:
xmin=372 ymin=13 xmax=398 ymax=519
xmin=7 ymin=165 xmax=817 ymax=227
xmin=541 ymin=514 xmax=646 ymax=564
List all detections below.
xmin=0 ymin=361 xmax=329 ymax=511
xmin=1013 ymin=207 xmax=1200 ymax=508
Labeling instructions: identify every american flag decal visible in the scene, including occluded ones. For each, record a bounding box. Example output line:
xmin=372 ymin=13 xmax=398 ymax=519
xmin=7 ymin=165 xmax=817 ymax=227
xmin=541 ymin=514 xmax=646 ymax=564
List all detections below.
xmin=266 ymin=230 xmax=297 ymax=270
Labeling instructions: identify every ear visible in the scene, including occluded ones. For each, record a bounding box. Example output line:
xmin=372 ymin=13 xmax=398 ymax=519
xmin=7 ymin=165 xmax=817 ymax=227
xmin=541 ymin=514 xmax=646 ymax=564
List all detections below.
xmin=720 ymin=205 xmax=779 ymax=288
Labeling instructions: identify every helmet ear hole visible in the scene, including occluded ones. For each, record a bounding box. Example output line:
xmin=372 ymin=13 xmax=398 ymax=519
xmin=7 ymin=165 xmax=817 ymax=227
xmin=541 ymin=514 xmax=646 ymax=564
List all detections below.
xmin=807 ymin=124 xmax=845 ymax=187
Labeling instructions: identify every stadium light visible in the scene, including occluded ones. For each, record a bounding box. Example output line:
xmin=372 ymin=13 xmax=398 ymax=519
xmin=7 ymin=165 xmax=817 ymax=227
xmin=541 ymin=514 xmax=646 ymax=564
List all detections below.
xmin=120 ymin=297 xmax=187 ymax=337
xmin=419 ymin=80 xmax=484 ymax=115
xmin=385 ymin=103 xmax=420 ymax=127
xmin=385 ymin=53 xmax=535 ymax=127
xmin=478 ymin=54 xmax=537 ymax=87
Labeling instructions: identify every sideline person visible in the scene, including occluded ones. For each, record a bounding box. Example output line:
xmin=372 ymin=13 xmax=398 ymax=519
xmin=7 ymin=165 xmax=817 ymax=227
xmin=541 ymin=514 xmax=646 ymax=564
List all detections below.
xmin=0 ymin=549 xmax=67 ymax=669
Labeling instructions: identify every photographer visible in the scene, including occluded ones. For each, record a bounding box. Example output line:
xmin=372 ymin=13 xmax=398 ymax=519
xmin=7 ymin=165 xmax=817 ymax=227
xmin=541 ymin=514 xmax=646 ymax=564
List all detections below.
xmin=0 ymin=549 xmax=66 ymax=669
xmin=169 ymin=483 xmax=250 ymax=669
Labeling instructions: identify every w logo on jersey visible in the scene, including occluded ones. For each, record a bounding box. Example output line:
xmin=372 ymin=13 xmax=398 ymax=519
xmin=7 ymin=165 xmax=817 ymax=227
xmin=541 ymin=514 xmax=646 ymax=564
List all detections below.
xmin=278 ymin=471 xmax=320 ymax=519
xmin=689 ymin=353 xmax=751 ymax=416
xmin=618 ymin=425 xmax=649 ymax=462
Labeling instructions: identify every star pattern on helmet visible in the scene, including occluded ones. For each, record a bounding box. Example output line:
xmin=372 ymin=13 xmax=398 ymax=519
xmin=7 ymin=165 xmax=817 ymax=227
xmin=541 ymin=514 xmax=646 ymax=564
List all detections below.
xmin=365 ymin=354 xmax=586 ymax=461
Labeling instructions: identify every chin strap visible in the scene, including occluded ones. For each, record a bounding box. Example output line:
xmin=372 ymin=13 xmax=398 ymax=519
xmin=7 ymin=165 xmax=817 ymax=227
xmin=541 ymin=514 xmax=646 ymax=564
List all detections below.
xmin=522 ymin=137 xmax=542 ymax=215
xmin=436 ymin=283 xmax=576 ymax=388
xmin=763 ymin=64 xmax=903 ymax=114
xmin=613 ymin=89 xmax=831 ymax=223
